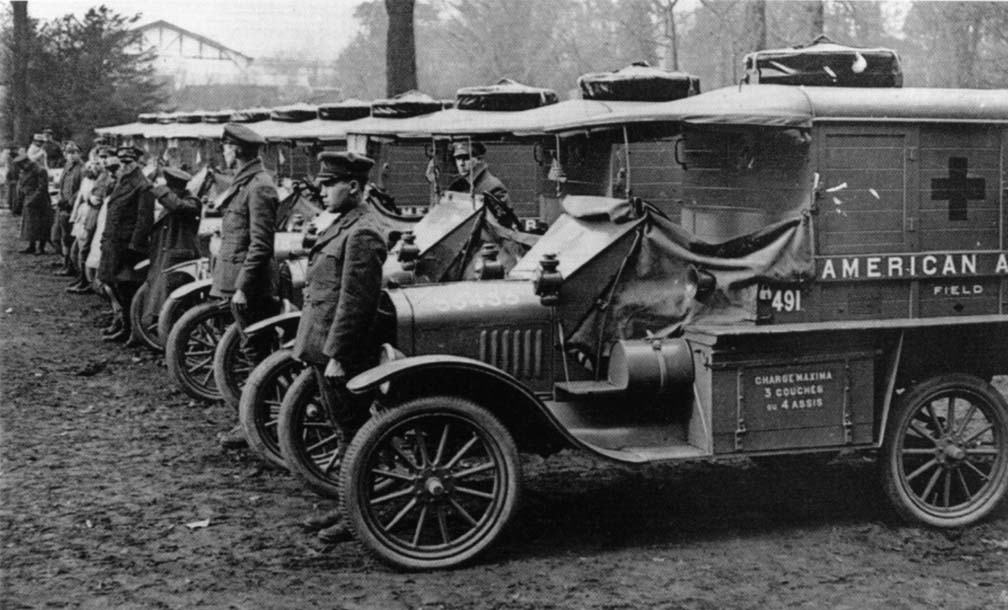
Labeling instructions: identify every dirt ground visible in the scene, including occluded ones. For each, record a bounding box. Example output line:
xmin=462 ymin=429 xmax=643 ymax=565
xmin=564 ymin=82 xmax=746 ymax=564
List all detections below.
xmin=0 ymin=207 xmax=1006 ymax=610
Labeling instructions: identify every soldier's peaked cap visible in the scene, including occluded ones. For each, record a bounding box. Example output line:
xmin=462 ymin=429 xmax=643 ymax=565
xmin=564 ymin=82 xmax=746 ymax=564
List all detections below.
xmin=452 ymin=140 xmax=486 ymax=158
xmin=316 ymin=151 xmax=374 ymax=182
xmin=221 ymin=123 xmax=266 ymax=146
xmin=163 ymin=166 xmax=192 ymax=187
xmin=116 ymin=145 xmax=144 ymax=161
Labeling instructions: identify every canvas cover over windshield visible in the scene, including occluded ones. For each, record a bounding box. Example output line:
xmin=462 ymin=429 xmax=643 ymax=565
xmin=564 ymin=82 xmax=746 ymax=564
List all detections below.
xmin=564 ymin=208 xmax=814 ymax=359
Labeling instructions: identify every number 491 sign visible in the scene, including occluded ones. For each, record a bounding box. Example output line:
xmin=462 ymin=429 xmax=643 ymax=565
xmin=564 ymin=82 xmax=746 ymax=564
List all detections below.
xmin=757 ymin=284 xmax=804 ymax=318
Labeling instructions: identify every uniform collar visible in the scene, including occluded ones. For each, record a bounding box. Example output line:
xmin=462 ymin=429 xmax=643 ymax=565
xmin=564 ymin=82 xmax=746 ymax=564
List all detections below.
xmin=312 ymin=203 xmax=367 ymax=253
xmin=231 ymin=158 xmax=263 ymax=186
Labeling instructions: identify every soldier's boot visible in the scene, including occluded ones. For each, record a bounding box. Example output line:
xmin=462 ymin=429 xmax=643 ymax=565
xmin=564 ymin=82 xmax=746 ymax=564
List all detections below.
xmin=102 ymin=313 xmax=124 ymax=336
xmin=217 ymin=424 xmax=248 ymax=450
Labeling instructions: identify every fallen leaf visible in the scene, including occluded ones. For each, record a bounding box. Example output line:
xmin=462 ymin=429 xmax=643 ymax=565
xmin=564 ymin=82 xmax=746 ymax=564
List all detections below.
xmin=85 ymin=520 xmax=93 ymax=528
xmin=185 ymin=519 xmax=211 ymax=530
xmin=4 ymin=308 xmax=12 ymax=314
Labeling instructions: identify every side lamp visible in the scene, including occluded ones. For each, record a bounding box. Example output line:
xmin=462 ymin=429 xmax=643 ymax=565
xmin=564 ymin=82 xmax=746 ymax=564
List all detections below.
xmin=533 ymin=253 xmax=563 ymax=306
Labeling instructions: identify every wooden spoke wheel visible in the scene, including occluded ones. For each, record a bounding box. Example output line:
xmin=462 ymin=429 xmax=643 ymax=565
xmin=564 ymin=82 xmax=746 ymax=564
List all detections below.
xmin=128 ymin=282 xmax=162 ymax=352
xmin=165 ymin=301 xmax=231 ymax=402
xmin=239 ymin=349 xmax=305 ymax=469
xmin=340 ymin=396 xmax=520 ymax=570
xmin=276 ymin=368 xmax=347 ymax=498
xmin=881 ymin=374 xmax=1008 ymax=528
xmin=213 ymin=322 xmax=262 ymax=412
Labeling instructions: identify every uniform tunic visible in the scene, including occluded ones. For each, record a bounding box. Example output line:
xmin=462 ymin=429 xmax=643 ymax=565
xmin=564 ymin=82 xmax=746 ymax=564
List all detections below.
xmin=446 ymin=163 xmax=510 ymax=207
xmin=17 ymin=161 xmax=53 ymax=242
xmin=210 ymin=158 xmax=278 ymax=300
xmin=291 ymin=204 xmax=388 ymax=374
xmin=97 ymin=166 xmax=154 ymax=284
xmin=141 ymin=185 xmax=203 ymax=325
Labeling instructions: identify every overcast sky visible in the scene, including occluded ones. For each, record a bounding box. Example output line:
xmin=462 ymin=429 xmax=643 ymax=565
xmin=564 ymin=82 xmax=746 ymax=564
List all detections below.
xmin=27 ymin=0 xmax=370 ymax=60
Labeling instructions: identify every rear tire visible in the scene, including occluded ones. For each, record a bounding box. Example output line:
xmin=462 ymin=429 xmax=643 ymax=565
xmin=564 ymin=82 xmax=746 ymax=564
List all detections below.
xmin=276 ymin=368 xmax=347 ymax=498
xmin=165 ymin=301 xmax=230 ymax=402
xmin=880 ymin=373 xmax=1008 ymax=528
xmin=240 ymin=349 xmax=304 ymax=469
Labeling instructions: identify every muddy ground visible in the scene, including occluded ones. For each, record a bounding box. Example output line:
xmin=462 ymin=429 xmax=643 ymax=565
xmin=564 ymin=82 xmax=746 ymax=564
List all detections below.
xmin=0 ymin=208 xmax=1006 ymax=610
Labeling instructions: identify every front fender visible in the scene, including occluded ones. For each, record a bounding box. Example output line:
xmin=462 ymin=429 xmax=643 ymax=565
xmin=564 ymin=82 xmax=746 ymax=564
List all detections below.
xmin=243 ymin=311 xmax=302 ymax=341
xmin=167 ymin=277 xmax=213 ymax=302
xmin=164 ymin=257 xmax=209 ymax=282
xmin=348 ymin=355 xmax=572 ymax=456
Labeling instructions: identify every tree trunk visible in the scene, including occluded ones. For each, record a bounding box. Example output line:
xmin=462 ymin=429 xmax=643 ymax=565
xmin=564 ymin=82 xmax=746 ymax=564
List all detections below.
xmin=10 ymin=1 xmax=30 ymax=146
xmin=385 ymin=0 xmax=418 ymax=97
xmin=659 ymin=0 xmax=680 ymax=71
xmin=749 ymin=0 xmax=766 ymax=52
xmin=809 ymin=0 xmax=825 ymax=40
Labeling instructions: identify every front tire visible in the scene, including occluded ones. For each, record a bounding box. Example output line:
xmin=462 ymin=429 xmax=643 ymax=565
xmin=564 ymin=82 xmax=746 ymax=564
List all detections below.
xmin=276 ymin=369 xmax=347 ymax=498
xmin=340 ymin=396 xmax=521 ymax=570
xmin=880 ymin=373 xmax=1008 ymax=528
xmin=165 ymin=301 xmax=231 ymax=402
xmin=240 ymin=349 xmax=305 ymax=469
xmin=213 ymin=322 xmax=259 ymax=412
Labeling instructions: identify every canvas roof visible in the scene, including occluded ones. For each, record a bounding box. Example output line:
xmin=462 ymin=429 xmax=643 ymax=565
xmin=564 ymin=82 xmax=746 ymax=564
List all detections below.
xmin=546 ymin=84 xmax=1008 ymax=133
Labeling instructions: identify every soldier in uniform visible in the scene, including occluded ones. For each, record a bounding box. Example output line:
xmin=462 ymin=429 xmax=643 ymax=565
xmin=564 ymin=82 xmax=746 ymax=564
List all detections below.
xmin=26 ymin=134 xmax=48 ymax=168
xmin=447 ymin=140 xmax=519 ymax=228
xmin=293 ymin=151 xmax=388 ymax=543
xmin=6 ymin=145 xmax=23 ymax=215
xmin=54 ymin=141 xmax=84 ymax=277
xmin=15 ymin=153 xmax=53 ymax=254
xmin=139 ymin=167 xmax=203 ymax=329
xmin=42 ymin=128 xmax=64 ymax=169
xmin=97 ymin=145 xmax=154 ymax=342
xmin=213 ymin=124 xmax=280 ymax=448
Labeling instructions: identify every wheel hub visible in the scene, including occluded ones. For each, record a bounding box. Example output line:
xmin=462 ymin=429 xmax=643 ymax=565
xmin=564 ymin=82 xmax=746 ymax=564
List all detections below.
xmin=414 ymin=467 xmax=452 ymax=502
xmin=425 ymin=477 xmax=445 ymax=497
xmin=934 ymin=437 xmax=967 ymax=465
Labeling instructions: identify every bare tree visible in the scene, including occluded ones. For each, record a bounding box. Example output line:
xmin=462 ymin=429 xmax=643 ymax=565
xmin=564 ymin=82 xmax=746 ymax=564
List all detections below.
xmin=385 ymin=0 xmax=418 ymax=96
xmin=748 ymin=0 xmax=767 ymax=51
xmin=654 ymin=0 xmax=681 ymax=70
xmin=10 ymin=0 xmax=29 ymax=144
xmin=807 ymin=0 xmax=825 ymax=39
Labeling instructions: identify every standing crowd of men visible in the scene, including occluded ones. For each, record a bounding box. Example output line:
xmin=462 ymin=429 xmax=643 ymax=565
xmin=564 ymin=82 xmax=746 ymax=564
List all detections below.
xmin=4 ymin=123 xmax=403 ymax=544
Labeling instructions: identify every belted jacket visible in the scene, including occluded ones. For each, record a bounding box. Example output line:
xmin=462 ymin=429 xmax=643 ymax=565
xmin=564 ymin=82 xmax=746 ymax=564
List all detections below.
xmin=141 ymin=185 xmax=203 ymax=324
xmin=210 ymin=158 xmax=278 ymax=298
xmin=57 ymin=158 xmax=83 ymax=209
xmin=97 ymin=165 xmax=154 ymax=283
xmin=291 ymin=204 xmax=388 ymax=371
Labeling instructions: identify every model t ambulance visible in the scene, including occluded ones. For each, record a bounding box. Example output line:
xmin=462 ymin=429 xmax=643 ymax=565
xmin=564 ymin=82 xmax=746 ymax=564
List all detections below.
xmin=330 ymin=82 xmax=1008 ymax=570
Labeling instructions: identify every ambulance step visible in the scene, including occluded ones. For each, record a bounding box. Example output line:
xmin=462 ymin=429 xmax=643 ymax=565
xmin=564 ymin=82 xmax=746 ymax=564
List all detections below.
xmin=554 ymin=380 xmax=625 ymax=398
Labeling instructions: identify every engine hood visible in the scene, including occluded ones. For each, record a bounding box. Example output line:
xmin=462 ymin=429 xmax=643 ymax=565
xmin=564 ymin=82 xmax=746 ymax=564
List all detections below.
xmin=390 ymin=279 xmax=550 ymax=370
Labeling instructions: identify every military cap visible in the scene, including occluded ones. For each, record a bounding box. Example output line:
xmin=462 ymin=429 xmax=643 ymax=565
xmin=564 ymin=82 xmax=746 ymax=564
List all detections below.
xmin=116 ymin=145 xmax=144 ymax=161
xmin=452 ymin=141 xmax=487 ymax=158
xmin=316 ymin=151 xmax=374 ymax=183
xmin=162 ymin=166 xmax=192 ymax=189
xmin=63 ymin=141 xmax=80 ymax=153
xmin=42 ymin=127 xmax=54 ymax=135
xmin=221 ymin=123 xmax=266 ymax=146
xmin=32 ymin=133 xmax=46 ymax=143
